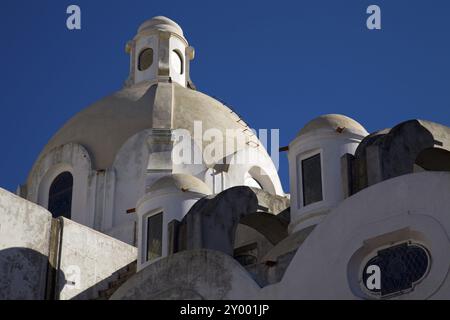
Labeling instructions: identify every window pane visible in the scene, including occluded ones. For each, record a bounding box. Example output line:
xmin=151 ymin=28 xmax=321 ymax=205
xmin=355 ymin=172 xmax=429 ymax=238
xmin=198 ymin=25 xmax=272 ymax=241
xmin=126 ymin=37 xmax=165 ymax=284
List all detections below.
xmin=362 ymin=243 xmax=430 ymax=297
xmin=48 ymin=172 xmax=73 ymax=219
xmin=302 ymin=154 xmax=323 ymax=206
xmin=234 ymin=243 xmax=258 ymax=267
xmin=147 ymin=212 xmax=163 ymax=261
xmin=138 ymin=48 xmax=153 ymax=71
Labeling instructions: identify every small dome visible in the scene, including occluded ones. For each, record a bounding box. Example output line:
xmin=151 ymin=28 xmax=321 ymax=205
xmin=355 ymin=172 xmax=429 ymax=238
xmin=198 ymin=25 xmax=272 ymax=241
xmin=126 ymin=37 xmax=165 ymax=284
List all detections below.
xmin=297 ymin=114 xmax=368 ymax=138
xmin=147 ymin=174 xmax=211 ymax=195
xmin=138 ymin=16 xmax=184 ymax=37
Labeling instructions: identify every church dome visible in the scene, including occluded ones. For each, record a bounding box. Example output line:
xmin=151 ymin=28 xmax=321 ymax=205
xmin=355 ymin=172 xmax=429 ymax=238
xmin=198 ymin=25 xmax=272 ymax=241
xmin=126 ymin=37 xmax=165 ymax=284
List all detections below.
xmin=25 ymin=16 xmax=262 ymax=175
xmin=296 ymin=114 xmax=368 ymax=138
xmin=22 ymin=16 xmax=284 ymax=249
xmin=147 ymin=174 xmax=211 ymax=195
xmin=31 ymin=81 xmax=257 ymax=173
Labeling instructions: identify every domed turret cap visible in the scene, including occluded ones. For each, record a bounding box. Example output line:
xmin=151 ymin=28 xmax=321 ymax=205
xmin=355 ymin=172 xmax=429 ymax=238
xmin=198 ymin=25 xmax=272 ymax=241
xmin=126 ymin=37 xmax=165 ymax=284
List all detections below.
xmin=137 ymin=16 xmax=184 ymax=37
xmin=296 ymin=114 xmax=368 ymax=138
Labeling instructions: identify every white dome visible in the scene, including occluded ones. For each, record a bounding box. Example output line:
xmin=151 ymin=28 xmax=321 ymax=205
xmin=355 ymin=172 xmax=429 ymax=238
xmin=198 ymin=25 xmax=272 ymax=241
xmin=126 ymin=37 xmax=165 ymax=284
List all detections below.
xmin=31 ymin=82 xmax=259 ymax=172
xmin=297 ymin=114 xmax=368 ymax=138
xmin=138 ymin=16 xmax=184 ymax=37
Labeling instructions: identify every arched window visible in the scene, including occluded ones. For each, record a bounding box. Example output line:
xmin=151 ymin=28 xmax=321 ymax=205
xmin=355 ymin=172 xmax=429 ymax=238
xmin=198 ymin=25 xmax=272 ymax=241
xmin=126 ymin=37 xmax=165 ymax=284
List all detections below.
xmin=138 ymin=48 xmax=153 ymax=71
xmin=48 ymin=172 xmax=73 ymax=219
xmin=171 ymin=50 xmax=183 ymax=75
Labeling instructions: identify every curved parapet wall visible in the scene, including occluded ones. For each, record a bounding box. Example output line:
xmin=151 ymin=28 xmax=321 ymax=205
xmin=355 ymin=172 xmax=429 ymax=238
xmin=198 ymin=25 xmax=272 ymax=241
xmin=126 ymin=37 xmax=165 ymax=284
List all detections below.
xmin=176 ymin=186 xmax=289 ymax=256
xmin=351 ymin=120 xmax=450 ymax=194
xmin=110 ymin=249 xmax=260 ymax=300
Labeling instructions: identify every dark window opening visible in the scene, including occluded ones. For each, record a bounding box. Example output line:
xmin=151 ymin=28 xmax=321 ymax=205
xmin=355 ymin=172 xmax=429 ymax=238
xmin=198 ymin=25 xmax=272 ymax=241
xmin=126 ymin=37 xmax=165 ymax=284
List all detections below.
xmin=234 ymin=242 xmax=258 ymax=267
xmin=138 ymin=48 xmax=153 ymax=71
xmin=235 ymin=254 xmax=257 ymax=266
xmin=147 ymin=212 xmax=163 ymax=261
xmin=362 ymin=243 xmax=430 ymax=298
xmin=302 ymin=154 xmax=323 ymax=206
xmin=48 ymin=172 xmax=73 ymax=219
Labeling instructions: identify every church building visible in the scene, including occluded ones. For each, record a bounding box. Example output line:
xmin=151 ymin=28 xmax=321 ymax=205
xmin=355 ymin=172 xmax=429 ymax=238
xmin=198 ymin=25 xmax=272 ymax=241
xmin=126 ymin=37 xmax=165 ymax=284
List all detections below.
xmin=1 ymin=16 xmax=450 ymax=300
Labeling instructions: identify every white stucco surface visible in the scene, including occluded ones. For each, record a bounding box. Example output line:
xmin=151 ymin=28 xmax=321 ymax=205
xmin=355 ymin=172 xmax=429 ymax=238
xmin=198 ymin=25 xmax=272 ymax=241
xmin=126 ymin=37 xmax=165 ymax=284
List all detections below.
xmin=58 ymin=218 xmax=137 ymax=300
xmin=0 ymin=188 xmax=137 ymax=300
xmin=0 ymin=188 xmax=52 ymax=299
xmin=261 ymin=172 xmax=450 ymax=299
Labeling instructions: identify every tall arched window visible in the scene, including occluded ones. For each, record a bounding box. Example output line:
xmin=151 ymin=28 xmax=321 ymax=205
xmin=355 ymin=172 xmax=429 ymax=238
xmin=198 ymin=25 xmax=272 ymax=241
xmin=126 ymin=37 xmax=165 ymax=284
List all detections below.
xmin=171 ymin=50 xmax=183 ymax=75
xmin=48 ymin=172 xmax=73 ymax=219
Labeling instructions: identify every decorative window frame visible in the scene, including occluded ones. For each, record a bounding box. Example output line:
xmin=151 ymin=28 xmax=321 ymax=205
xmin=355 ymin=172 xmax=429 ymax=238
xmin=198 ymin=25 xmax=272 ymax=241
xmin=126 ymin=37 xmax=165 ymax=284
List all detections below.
xmin=141 ymin=208 xmax=164 ymax=265
xmin=345 ymin=221 xmax=447 ymax=301
xmin=137 ymin=47 xmax=154 ymax=71
xmin=296 ymin=148 xmax=325 ymax=209
xmin=171 ymin=49 xmax=184 ymax=75
xmin=359 ymin=240 xmax=431 ymax=299
xmin=27 ymin=143 xmax=93 ymax=227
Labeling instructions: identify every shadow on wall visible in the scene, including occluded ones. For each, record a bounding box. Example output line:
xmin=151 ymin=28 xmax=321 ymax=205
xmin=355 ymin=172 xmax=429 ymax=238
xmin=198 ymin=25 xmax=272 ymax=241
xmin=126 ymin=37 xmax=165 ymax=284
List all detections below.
xmin=174 ymin=186 xmax=290 ymax=256
xmin=70 ymin=260 xmax=137 ymax=300
xmin=0 ymin=247 xmax=65 ymax=300
xmin=350 ymin=120 xmax=450 ymax=195
xmin=415 ymin=147 xmax=450 ymax=172
xmin=0 ymin=247 xmax=137 ymax=300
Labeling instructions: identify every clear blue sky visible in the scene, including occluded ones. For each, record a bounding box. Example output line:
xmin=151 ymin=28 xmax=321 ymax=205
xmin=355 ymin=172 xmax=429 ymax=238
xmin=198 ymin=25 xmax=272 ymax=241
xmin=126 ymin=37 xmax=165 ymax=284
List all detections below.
xmin=1 ymin=0 xmax=450 ymax=193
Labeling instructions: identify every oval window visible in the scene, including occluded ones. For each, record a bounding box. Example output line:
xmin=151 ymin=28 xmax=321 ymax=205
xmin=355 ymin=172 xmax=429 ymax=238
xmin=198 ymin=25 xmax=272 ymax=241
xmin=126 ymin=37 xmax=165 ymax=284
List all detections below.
xmin=171 ymin=50 xmax=183 ymax=75
xmin=362 ymin=243 xmax=430 ymax=298
xmin=138 ymin=48 xmax=153 ymax=71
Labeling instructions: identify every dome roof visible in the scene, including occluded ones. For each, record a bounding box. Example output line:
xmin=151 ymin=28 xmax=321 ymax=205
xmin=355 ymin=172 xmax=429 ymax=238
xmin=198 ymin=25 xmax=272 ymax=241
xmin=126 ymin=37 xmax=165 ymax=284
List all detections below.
xmin=137 ymin=16 xmax=184 ymax=37
xmin=30 ymin=82 xmax=257 ymax=175
xmin=147 ymin=174 xmax=211 ymax=195
xmin=296 ymin=114 xmax=368 ymax=138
